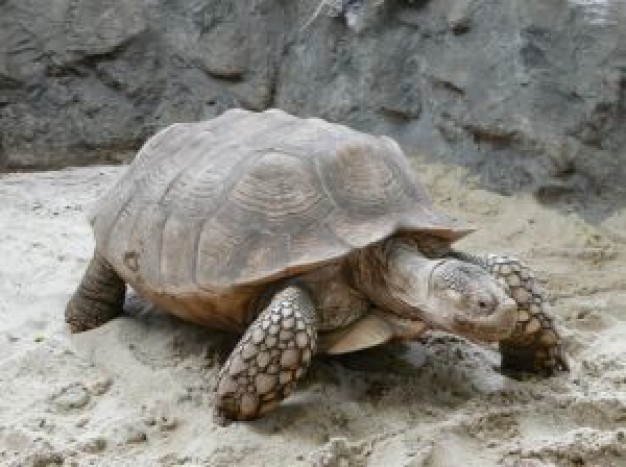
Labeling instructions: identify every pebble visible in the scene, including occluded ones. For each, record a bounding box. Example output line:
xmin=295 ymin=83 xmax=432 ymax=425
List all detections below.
xmin=75 ymin=417 xmax=89 ymax=428
xmin=78 ymin=437 xmax=107 ymax=454
xmin=122 ymin=427 xmax=148 ymax=444
xmin=89 ymin=377 xmax=113 ymax=396
xmin=50 ymin=383 xmax=90 ymax=411
xmin=143 ymin=416 xmax=157 ymax=427
xmin=158 ymin=415 xmax=178 ymax=431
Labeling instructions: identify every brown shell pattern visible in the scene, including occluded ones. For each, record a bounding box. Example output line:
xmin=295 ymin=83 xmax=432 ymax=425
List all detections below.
xmin=92 ymin=109 xmax=471 ymax=294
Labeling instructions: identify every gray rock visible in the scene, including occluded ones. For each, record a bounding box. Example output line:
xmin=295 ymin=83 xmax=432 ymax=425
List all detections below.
xmin=0 ymin=0 xmax=624 ymax=216
xmin=197 ymin=24 xmax=249 ymax=80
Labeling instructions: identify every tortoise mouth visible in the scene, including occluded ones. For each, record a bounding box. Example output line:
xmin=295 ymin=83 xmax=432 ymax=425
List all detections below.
xmin=452 ymin=301 xmax=517 ymax=342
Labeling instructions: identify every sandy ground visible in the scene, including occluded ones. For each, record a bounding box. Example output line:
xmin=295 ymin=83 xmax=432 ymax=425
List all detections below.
xmin=0 ymin=162 xmax=625 ymax=467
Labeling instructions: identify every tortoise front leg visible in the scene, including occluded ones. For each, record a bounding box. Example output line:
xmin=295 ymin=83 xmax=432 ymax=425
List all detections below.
xmin=65 ymin=253 xmax=126 ymax=333
xmin=216 ymin=285 xmax=317 ymax=420
xmin=451 ymin=251 xmax=568 ymax=375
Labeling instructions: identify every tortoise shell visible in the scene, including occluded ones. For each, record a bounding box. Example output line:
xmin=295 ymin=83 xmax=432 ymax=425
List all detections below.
xmin=91 ymin=109 xmax=471 ymax=331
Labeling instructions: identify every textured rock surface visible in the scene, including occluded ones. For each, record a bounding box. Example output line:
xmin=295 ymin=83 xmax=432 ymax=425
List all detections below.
xmin=1 ymin=0 xmax=624 ymax=205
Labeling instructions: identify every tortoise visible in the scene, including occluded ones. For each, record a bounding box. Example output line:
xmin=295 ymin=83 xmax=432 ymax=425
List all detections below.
xmin=66 ymin=108 xmax=567 ymax=420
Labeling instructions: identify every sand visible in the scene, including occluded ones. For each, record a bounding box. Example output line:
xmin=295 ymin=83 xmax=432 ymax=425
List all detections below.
xmin=0 ymin=162 xmax=624 ymax=467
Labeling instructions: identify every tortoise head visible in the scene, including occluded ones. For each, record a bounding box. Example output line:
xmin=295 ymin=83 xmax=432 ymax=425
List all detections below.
xmin=426 ymin=258 xmax=517 ymax=341
xmin=357 ymin=239 xmax=517 ymax=342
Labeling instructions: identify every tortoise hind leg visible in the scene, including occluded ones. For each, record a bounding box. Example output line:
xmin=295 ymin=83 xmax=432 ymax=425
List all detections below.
xmin=216 ymin=285 xmax=317 ymax=421
xmin=65 ymin=253 xmax=126 ymax=333
xmin=451 ymin=251 xmax=568 ymax=375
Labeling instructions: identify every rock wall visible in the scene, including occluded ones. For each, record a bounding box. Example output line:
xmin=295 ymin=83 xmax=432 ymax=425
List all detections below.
xmin=1 ymin=0 xmax=624 ymax=204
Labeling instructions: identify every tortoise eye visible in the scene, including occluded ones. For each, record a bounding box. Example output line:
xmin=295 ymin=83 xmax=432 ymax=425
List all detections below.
xmin=478 ymin=300 xmax=487 ymax=309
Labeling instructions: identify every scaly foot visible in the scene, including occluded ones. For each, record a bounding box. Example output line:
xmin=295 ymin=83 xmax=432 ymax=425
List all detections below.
xmin=216 ymin=286 xmax=317 ymax=420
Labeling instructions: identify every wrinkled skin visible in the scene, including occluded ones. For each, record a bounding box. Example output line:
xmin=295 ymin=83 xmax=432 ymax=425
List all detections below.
xmin=353 ymin=239 xmax=519 ymax=343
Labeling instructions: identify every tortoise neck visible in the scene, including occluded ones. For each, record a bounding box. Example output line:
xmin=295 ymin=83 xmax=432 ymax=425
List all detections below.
xmin=350 ymin=238 xmax=441 ymax=318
